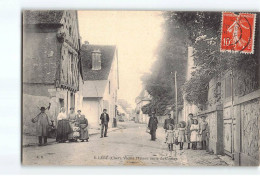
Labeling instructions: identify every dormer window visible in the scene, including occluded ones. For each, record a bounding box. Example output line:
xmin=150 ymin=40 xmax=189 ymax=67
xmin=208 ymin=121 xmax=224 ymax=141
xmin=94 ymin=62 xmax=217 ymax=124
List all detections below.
xmin=92 ymin=49 xmax=101 ymax=70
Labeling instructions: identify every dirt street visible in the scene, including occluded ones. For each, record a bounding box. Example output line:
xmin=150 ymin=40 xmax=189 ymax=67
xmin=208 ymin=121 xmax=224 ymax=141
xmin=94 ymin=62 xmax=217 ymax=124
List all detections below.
xmin=22 ymin=122 xmax=232 ymax=166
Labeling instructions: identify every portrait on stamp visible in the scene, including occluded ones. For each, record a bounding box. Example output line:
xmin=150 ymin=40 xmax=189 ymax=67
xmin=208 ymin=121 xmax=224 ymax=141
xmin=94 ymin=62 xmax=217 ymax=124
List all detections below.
xmin=221 ymin=12 xmax=256 ymax=54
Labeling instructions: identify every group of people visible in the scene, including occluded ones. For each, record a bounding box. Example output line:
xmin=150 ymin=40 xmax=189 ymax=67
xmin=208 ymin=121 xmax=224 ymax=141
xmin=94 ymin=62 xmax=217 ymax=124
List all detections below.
xmin=56 ymin=107 xmax=89 ymax=143
xmin=31 ymin=107 xmax=89 ymax=146
xmin=31 ymin=106 xmax=110 ymax=146
xmin=147 ymin=112 xmax=209 ymax=152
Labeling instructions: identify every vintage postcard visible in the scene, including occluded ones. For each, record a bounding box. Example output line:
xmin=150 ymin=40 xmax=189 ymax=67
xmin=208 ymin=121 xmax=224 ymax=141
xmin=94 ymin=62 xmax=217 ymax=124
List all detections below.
xmin=22 ymin=10 xmax=260 ymax=166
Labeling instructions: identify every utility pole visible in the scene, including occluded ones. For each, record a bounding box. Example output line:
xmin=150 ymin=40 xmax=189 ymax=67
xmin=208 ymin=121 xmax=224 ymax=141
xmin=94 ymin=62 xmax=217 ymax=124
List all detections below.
xmin=175 ymin=71 xmax=178 ymax=124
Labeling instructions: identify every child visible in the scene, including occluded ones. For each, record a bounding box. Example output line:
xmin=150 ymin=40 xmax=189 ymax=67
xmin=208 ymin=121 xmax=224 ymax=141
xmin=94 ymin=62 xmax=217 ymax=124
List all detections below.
xmin=199 ymin=115 xmax=208 ymax=150
xmin=166 ymin=124 xmax=175 ymax=151
xmin=190 ymin=119 xmax=199 ymax=150
xmin=178 ymin=122 xmax=186 ymax=150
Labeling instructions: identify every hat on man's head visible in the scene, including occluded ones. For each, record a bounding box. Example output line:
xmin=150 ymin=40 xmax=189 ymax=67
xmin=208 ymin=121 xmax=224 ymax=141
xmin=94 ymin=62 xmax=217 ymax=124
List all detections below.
xmin=188 ymin=113 xmax=193 ymax=116
xmin=103 ymin=109 xmax=107 ymax=111
xmin=40 ymin=107 xmax=46 ymax=111
xmin=77 ymin=110 xmax=81 ymax=112
xmin=70 ymin=107 xmax=75 ymax=110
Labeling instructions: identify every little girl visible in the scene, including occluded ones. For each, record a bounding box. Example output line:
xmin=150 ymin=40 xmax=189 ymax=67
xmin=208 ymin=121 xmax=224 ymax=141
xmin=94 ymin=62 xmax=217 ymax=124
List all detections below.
xmin=190 ymin=119 xmax=199 ymax=150
xmin=166 ymin=124 xmax=175 ymax=151
xmin=178 ymin=122 xmax=186 ymax=150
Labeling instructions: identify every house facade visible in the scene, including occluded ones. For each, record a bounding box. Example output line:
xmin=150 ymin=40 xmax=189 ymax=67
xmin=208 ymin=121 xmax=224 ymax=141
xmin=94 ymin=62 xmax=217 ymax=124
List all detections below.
xmin=80 ymin=43 xmax=119 ymax=128
xmin=23 ymin=10 xmax=82 ymax=135
xmin=135 ymin=89 xmax=151 ymax=124
xmin=117 ymin=104 xmax=130 ymax=122
xmin=182 ymin=47 xmax=200 ymax=122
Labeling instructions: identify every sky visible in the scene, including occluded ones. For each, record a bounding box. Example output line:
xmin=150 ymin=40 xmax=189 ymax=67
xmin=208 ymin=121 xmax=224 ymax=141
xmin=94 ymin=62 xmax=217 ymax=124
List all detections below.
xmin=78 ymin=11 xmax=164 ymax=107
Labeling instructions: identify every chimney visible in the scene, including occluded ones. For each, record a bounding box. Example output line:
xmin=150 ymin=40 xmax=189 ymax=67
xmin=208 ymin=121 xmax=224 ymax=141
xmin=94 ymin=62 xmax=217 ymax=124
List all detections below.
xmin=92 ymin=49 xmax=101 ymax=70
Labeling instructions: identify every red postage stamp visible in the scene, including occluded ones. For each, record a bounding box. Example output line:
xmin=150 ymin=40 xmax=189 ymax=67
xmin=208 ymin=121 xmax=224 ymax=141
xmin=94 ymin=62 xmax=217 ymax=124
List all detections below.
xmin=220 ymin=12 xmax=256 ymax=54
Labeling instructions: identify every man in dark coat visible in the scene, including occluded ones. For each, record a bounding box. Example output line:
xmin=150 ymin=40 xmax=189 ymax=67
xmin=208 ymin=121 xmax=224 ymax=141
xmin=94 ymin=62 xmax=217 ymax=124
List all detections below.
xmin=100 ymin=109 xmax=110 ymax=138
xmin=163 ymin=113 xmax=175 ymax=143
xmin=148 ymin=112 xmax=158 ymax=141
xmin=32 ymin=107 xmax=50 ymax=146
xmin=163 ymin=113 xmax=175 ymax=131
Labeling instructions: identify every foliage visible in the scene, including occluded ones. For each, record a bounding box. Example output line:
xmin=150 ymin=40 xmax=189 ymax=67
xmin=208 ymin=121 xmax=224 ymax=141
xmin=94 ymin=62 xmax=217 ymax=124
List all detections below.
xmin=140 ymin=12 xmax=188 ymax=115
xmin=143 ymin=11 xmax=259 ymax=110
xmin=141 ymin=12 xmax=217 ymax=114
xmin=180 ymin=12 xmax=259 ymax=106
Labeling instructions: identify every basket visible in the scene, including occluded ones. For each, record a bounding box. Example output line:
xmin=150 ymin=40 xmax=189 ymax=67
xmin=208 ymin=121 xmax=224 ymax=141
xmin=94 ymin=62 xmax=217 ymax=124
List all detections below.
xmin=146 ymin=127 xmax=150 ymax=134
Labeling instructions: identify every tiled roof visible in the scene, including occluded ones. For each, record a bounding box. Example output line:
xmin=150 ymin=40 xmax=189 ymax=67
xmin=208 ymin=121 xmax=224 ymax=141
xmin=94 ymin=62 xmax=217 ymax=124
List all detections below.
xmin=80 ymin=44 xmax=116 ymax=81
xmin=23 ymin=10 xmax=64 ymax=25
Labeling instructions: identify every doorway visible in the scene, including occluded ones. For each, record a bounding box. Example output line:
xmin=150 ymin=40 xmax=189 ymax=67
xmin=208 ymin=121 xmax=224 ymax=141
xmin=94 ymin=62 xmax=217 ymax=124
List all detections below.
xmin=59 ymin=98 xmax=64 ymax=110
xmin=223 ymin=71 xmax=235 ymax=159
xmin=70 ymin=92 xmax=75 ymax=109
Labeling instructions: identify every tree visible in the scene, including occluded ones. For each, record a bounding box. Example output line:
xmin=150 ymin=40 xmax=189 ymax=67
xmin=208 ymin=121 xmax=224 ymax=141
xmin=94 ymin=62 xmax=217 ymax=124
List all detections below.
xmin=143 ymin=11 xmax=259 ymax=111
xmin=180 ymin=12 xmax=259 ymax=106
xmin=141 ymin=12 xmax=192 ymax=115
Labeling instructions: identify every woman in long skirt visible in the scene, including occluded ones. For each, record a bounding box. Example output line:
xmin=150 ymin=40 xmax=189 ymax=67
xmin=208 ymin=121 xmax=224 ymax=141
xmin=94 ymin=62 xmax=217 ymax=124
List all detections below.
xmin=68 ymin=107 xmax=80 ymax=142
xmin=56 ymin=107 xmax=72 ymax=143
xmin=77 ymin=110 xmax=89 ymax=142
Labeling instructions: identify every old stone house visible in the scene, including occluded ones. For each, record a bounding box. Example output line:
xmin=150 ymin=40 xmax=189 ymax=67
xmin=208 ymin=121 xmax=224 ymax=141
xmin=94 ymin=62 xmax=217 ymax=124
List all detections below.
xmin=23 ymin=10 xmax=83 ymax=135
xmin=80 ymin=43 xmax=119 ymax=128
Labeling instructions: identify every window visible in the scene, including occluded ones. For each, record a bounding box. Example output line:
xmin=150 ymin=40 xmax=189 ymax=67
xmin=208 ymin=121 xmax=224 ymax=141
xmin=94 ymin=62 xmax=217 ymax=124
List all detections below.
xmin=69 ymin=26 xmax=72 ymax=36
xmin=70 ymin=93 xmax=75 ymax=109
xmin=68 ymin=52 xmax=73 ymax=85
xmin=70 ymin=55 xmax=73 ymax=73
xmin=92 ymin=50 xmax=101 ymax=70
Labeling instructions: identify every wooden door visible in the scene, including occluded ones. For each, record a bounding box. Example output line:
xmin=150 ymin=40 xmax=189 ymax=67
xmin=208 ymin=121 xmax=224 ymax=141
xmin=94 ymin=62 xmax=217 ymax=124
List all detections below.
xmin=82 ymin=98 xmax=100 ymax=127
xmin=223 ymin=71 xmax=235 ymax=158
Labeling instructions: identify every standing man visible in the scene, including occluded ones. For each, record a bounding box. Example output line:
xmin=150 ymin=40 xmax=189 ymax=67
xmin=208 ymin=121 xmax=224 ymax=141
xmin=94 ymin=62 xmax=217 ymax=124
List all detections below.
xmin=31 ymin=107 xmax=50 ymax=146
xmin=148 ymin=111 xmax=158 ymax=141
xmin=185 ymin=113 xmax=194 ymax=149
xmin=199 ymin=115 xmax=209 ymax=150
xmin=164 ymin=113 xmax=175 ymax=131
xmin=100 ymin=109 xmax=110 ymax=138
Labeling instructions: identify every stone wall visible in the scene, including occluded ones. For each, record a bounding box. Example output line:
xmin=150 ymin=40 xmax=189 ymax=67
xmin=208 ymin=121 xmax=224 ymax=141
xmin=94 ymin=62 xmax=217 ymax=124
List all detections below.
xmin=23 ymin=84 xmax=83 ymax=136
xmin=23 ymin=93 xmax=52 ymax=135
xmin=241 ymin=98 xmax=260 ymax=162
xmin=234 ymin=89 xmax=260 ymax=166
xmin=23 ymin=30 xmax=60 ymax=84
xmin=198 ymin=106 xmax=224 ymax=155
